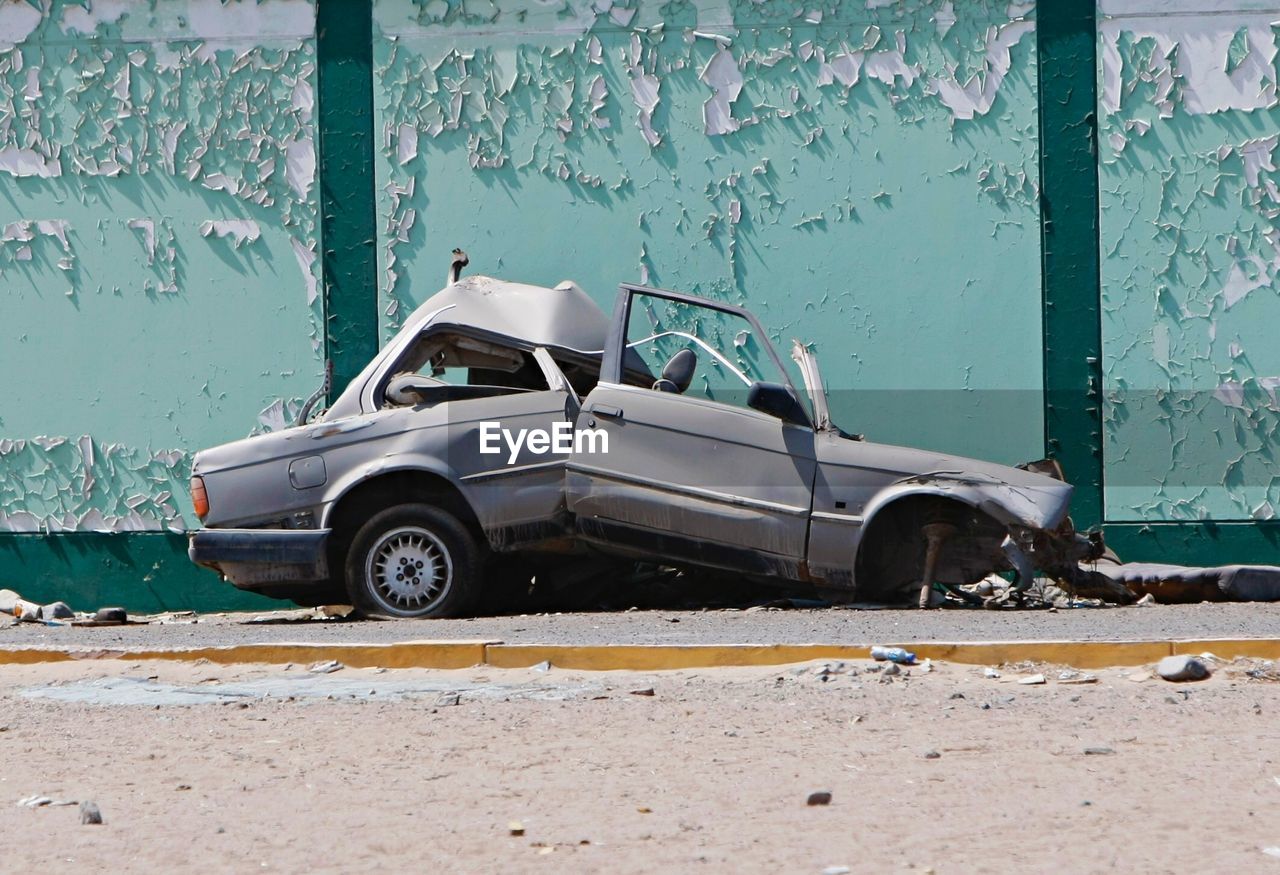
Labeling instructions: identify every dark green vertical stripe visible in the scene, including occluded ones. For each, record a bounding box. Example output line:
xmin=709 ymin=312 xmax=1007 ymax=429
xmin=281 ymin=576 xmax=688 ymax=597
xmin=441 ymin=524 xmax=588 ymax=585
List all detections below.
xmin=317 ymin=0 xmax=379 ymax=396
xmin=1037 ymin=0 xmax=1104 ymax=529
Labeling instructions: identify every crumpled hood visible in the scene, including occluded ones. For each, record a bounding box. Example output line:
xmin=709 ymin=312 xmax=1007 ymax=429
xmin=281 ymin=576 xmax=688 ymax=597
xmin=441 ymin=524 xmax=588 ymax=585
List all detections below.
xmin=818 ymin=436 xmax=1074 ymax=530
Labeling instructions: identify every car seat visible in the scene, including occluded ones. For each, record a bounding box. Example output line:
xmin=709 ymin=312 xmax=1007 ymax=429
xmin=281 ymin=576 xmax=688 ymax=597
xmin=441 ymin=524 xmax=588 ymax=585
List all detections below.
xmin=652 ymin=348 xmax=697 ymax=394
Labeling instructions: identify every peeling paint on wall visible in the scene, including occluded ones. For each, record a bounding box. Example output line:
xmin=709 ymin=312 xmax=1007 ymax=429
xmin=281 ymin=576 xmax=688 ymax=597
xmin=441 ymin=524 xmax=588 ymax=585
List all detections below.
xmin=0 ymin=0 xmax=322 ymax=532
xmin=371 ymin=0 xmax=1045 ymax=464
xmin=1098 ymin=0 xmax=1280 ymax=521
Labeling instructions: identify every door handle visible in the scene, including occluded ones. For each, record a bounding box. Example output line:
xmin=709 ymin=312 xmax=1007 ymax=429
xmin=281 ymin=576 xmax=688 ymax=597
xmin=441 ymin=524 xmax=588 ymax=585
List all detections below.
xmin=587 ymin=403 xmax=623 ymax=419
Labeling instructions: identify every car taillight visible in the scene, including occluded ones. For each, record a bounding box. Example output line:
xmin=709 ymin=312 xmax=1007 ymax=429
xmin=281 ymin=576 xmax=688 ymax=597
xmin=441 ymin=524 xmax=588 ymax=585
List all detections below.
xmin=191 ymin=476 xmax=209 ymax=520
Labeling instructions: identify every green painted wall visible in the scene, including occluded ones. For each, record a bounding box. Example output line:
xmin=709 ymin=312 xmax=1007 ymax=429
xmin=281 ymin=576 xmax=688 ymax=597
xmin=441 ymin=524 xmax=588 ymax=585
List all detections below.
xmin=1097 ymin=0 xmax=1280 ymax=522
xmin=0 ymin=0 xmax=324 ymax=539
xmin=0 ymin=0 xmax=323 ymax=609
xmin=371 ymin=0 xmax=1046 ymax=464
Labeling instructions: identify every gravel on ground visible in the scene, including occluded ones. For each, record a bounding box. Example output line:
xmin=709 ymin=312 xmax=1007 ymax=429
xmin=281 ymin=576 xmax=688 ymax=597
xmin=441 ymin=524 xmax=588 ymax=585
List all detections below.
xmin=3 ymin=655 xmax=1279 ymax=872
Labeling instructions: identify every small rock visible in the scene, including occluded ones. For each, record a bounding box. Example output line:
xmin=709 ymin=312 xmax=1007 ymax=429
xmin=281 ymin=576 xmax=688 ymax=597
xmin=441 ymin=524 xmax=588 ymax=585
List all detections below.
xmin=949 ymin=692 xmax=965 ymax=700
xmin=307 ymin=660 xmax=344 ymax=674
xmin=923 ymin=750 xmax=941 ymax=760
xmin=1156 ymin=655 xmax=1210 ymax=682
xmin=1083 ymin=746 xmax=1114 ymax=756
xmin=1135 ymin=593 xmax=1156 ymax=607
xmin=41 ymin=602 xmax=74 ymax=620
xmin=983 ymin=668 xmax=1001 ymax=679
xmin=629 ymin=687 xmax=656 ymax=697
xmin=881 ymin=663 xmax=901 ymax=677
xmin=508 ymin=820 xmax=525 ymax=836
xmin=1018 ymin=674 xmax=1047 ymax=685
xmin=10 ymin=598 xmax=42 ymax=620
xmin=806 ymin=791 xmax=832 ymax=806
xmin=79 ymin=801 xmax=103 ymax=825
xmin=435 ymin=692 xmax=462 ymax=707
xmin=94 ymin=607 xmax=128 ymax=623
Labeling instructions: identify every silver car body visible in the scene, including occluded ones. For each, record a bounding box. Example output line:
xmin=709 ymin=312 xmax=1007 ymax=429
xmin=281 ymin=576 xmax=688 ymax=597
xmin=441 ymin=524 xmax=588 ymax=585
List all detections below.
xmin=189 ymin=276 xmax=1072 ymax=599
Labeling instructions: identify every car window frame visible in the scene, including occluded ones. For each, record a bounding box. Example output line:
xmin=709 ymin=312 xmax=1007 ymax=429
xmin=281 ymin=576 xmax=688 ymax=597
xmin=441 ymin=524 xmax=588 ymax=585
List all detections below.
xmin=600 ymin=284 xmax=812 ymax=426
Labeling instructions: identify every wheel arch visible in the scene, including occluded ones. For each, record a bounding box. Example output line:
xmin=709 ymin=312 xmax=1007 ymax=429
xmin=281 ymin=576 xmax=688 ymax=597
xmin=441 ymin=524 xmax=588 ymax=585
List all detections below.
xmin=323 ymin=467 xmax=485 ymax=584
xmin=852 ymin=489 xmax=1009 ymax=596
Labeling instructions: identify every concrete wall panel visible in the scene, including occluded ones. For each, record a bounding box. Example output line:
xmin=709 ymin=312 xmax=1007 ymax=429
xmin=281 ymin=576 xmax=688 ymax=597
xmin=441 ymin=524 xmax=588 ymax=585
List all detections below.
xmin=0 ymin=0 xmax=323 ymax=533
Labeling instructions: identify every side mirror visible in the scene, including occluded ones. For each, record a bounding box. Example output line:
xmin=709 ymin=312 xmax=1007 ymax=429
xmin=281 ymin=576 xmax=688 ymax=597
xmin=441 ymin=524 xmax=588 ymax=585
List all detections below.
xmin=747 ymin=381 xmax=810 ymax=427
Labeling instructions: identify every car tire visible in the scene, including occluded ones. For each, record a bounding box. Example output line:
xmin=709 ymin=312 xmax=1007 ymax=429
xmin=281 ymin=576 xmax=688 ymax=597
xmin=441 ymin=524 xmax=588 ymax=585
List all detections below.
xmin=344 ymin=503 xmax=481 ymax=619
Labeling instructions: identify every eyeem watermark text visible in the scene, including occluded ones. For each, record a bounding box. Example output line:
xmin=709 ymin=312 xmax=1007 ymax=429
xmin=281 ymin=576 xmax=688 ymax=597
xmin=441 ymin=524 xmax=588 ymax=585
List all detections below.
xmin=479 ymin=421 xmax=608 ymax=464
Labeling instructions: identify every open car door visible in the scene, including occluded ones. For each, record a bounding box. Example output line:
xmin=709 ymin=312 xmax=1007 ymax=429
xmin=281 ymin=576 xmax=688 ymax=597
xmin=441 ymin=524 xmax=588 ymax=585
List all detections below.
xmin=566 ymin=285 xmax=817 ymax=580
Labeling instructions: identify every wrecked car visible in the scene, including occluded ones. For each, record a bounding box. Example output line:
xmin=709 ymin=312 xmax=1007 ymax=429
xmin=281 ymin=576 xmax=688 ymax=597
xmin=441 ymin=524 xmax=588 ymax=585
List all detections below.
xmin=189 ymin=256 xmax=1101 ymax=617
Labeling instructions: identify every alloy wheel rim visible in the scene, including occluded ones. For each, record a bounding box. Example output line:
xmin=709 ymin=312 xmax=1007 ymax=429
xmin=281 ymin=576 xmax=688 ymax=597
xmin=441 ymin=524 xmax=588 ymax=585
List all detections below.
xmin=365 ymin=525 xmax=453 ymax=614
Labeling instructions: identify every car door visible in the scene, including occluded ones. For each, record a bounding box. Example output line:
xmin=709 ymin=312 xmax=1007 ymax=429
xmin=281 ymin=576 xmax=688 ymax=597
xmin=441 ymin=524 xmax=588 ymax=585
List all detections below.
xmin=566 ymin=285 xmax=817 ymax=578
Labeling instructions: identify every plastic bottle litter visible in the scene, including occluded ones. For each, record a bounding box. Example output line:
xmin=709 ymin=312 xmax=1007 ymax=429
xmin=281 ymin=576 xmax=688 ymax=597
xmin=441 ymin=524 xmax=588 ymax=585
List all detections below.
xmin=870 ymin=646 xmax=917 ymax=665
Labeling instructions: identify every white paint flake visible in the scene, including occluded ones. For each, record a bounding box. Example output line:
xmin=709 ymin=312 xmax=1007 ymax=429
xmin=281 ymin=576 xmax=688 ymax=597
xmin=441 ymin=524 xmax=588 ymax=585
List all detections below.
xmin=285 ymin=136 xmax=316 ymax=199
xmin=1099 ymin=6 xmax=1279 ymax=117
xmin=627 ymin=35 xmax=662 ymax=147
xmin=932 ymin=20 xmax=1035 ymax=121
xmin=0 ymin=147 xmax=60 ymax=178
xmin=127 ymin=218 xmax=156 ymax=263
xmin=291 ymin=237 xmax=319 ymax=307
xmin=0 ymin=0 xmax=44 ymax=47
xmin=200 ymin=219 xmax=261 ymax=248
xmin=396 ymin=123 xmax=418 ymax=165
xmin=700 ymin=47 xmax=743 ymax=136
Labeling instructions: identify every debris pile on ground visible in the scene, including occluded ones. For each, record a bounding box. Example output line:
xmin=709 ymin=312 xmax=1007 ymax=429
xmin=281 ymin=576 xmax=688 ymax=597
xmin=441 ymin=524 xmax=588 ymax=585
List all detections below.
xmin=1094 ymin=563 xmax=1280 ymax=604
xmin=0 ymin=589 xmax=132 ymax=626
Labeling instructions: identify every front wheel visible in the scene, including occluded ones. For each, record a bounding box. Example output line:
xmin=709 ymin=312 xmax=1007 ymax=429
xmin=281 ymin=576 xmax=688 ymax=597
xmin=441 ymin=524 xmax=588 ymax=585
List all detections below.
xmin=344 ymin=503 xmax=481 ymax=618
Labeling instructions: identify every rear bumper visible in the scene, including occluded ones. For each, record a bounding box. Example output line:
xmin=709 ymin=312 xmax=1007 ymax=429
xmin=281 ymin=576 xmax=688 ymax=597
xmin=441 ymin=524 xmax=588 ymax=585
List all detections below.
xmin=188 ymin=528 xmax=331 ymax=589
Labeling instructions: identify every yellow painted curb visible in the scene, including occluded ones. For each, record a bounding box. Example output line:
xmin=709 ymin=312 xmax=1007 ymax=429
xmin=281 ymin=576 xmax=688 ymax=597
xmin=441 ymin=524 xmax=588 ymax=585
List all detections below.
xmin=0 ymin=640 xmax=494 ymax=670
xmin=485 ymin=644 xmax=870 ymax=671
xmin=2 ymin=638 xmax=1279 ymax=671
xmin=0 ymin=647 xmax=77 ymax=666
xmin=1170 ymin=639 xmax=1280 ymax=661
xmin=906 ymin=640 xmax=1172 ymax=670
xmin=485 ymin=640 xmax=1273 ymax=671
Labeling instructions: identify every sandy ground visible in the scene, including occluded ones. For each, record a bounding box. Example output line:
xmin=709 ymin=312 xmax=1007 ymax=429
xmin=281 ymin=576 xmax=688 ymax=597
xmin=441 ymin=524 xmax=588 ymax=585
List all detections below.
xmin=3 ymin=656 xmax=1280 ymax=873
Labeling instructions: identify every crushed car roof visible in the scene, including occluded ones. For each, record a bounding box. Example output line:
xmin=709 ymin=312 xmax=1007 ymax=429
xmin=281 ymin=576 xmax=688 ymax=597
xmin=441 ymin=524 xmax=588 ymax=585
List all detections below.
xmin=414 ymin=275 xmax=609 ymax=354
xmin=323 ymin=275 xmax=609 ymax=420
